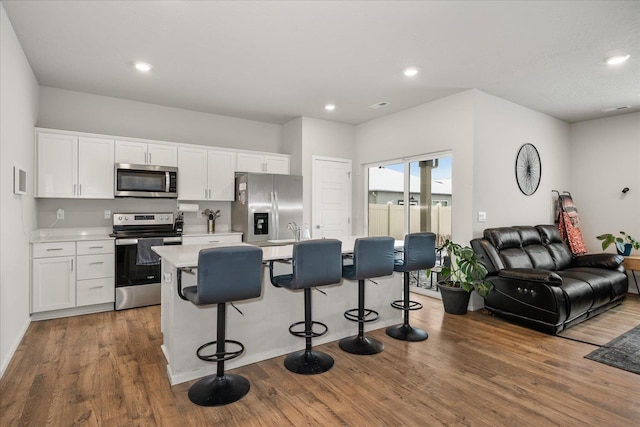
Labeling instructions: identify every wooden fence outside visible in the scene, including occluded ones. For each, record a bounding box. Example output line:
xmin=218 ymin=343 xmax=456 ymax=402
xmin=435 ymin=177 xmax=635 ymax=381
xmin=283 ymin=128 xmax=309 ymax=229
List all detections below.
xmin=368 ymin=204 xmax=452 ymax=244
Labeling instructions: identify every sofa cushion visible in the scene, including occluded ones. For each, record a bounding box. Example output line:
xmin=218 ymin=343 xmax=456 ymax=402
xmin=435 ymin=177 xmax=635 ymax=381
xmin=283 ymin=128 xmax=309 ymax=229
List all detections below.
xmin=536 ymin=225 xmax=573 ymax=270
xmin=557 ymin=276 xmax=594 ymax=320
xmin=484 ymin=227 xmax=522 ymax=250
xmin=561 ymin=267 xmax=626 ymax=303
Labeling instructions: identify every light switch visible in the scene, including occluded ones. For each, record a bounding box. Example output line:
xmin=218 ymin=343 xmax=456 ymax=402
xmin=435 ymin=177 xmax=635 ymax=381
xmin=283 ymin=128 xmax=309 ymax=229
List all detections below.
xmin=478 ymin=211 xmax=487 ymax=222
xmin=104 ymin=210 xmax=111 ymax=219
xmin=56 ymin=208 xmax=64 ymax=220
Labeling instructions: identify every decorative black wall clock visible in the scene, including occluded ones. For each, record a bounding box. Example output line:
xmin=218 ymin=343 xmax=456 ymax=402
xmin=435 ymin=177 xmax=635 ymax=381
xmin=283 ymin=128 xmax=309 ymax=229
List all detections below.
xmin=515 ymin=143 xmax=541 ymax=196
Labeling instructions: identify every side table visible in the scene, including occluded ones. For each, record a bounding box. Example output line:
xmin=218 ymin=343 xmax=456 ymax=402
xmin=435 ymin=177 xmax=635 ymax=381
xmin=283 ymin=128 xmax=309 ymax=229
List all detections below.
xmin=622 ymin=255 xmax=640 ymax=294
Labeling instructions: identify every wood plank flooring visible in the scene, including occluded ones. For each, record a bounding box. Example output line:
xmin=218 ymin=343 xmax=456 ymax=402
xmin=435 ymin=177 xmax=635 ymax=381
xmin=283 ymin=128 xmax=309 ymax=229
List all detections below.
xmin=1 ymin=294 xmax=639 ymax=426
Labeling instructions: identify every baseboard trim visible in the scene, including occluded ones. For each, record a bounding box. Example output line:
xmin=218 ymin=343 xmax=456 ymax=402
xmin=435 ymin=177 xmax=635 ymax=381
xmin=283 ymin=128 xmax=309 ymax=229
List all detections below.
xmin=0 ymin=317 xmax=31 ymax=379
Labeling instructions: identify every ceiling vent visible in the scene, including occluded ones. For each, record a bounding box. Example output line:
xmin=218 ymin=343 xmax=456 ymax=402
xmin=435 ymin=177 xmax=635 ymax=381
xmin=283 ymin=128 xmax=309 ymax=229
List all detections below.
xmin=601 ymin=105 xmax=631 ymax=112
xmin=369 ymin=101 xmax=391 ymax=109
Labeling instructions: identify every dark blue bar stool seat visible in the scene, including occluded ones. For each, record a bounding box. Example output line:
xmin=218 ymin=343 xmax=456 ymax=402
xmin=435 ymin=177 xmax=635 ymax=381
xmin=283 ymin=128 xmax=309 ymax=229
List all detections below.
xmin=386 ymin=232 xmax=436 ymax=341
xmin=339 ymin=236 xmax=395 ymax=355
xmin=270 ymin=239 xmax=342 ymax=374
xmin=180 ymin=245 xmax=262 ymax=406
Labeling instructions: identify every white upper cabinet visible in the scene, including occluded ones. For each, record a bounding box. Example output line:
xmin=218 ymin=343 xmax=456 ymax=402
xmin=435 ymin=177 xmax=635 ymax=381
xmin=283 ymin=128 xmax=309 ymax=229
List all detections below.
xmin=207 ymin=150 xmax=236 ymax=201
xmin=115 ymin=140 xmax=177 ymax=167
xmin=236 ymin=152 xmax=289 ymax=174
xmin=78 ymin=137 xmax=114 ymax=199
xmin=36 ymin=133 xmax=78 ymax=198
xmin=178 ymin=147 xmax=236 ymax=201
xmin=36 ymin=132 xmax=114 ymax=199
xmin=178 ymin=146 xmax=208 ymax=200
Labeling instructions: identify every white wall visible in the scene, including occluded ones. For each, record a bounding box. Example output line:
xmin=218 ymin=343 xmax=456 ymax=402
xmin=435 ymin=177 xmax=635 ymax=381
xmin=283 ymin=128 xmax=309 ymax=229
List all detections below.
xmin=0 ymin=4 xmax=39 ymax=377
xmin=473 ymin=91 xmax=571 ymax=235
xmin=570 ymin=112 xmax=640 ymax=254
xmin=300 ymin=117 xmax=355 ymax=227
xmin=38 ymin=86 xmax=282 ymax=152
xmin=355 ymin=91 xmax=475 ymax=243
xmin=282 ymin=117 xmax=303 ymax=175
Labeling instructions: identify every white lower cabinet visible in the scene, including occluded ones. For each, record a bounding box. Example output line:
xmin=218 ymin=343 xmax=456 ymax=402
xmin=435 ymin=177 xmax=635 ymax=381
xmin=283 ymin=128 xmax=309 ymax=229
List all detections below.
xmin=31 ymin=239 xmax=115 ymax=315
xmin=32 ymin=255 xmax=76 ymax=313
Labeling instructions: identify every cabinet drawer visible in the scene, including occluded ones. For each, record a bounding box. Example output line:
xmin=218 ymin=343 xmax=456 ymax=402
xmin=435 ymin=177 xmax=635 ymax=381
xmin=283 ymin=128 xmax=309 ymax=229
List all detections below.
xmin=32 ymin=242 xmax=76 ymax=258
xmin=77 ymin=240 xmax=114 ymax=255
xmin=77 ymin=277 xmax=114 ymax=306
xmin=182 ymin=234 xmax=242 ymax=245
xmin=76 ymin=254 xmax=114 ymax=280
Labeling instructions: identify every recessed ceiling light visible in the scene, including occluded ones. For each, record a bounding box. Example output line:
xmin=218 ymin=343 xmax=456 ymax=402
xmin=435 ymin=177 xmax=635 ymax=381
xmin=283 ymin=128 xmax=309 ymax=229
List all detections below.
xmin=604 ymin=54 xmax=630 ymax=65
xmin=134 ymin=61 xmax=153 ymax=72
xmin=403 ymin=67 xmax=419 ymax=77
xmin=325 ymin=104 xmax=336 ymax=111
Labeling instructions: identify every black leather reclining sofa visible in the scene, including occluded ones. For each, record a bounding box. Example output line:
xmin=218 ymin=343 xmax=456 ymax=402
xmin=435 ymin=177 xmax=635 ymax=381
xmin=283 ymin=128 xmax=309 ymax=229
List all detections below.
xmin=471 ymin=225 xmax=628 ymax=334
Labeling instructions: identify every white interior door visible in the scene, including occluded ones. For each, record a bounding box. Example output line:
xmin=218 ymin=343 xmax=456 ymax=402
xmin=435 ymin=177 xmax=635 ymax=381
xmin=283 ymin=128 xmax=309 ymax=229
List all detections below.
xmin=312 ymin=156 xmax=352 ymax=238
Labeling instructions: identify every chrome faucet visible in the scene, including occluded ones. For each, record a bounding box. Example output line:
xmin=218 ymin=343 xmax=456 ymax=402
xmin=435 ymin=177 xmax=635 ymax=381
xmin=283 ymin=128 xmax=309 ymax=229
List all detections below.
xmin=287 ymin=222 xmax=301 ymax=241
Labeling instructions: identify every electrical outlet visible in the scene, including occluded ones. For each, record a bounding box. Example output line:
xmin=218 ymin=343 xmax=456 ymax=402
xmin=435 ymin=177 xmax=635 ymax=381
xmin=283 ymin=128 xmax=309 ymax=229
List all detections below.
xmin=56 ymin=208 xmax=64 ymax=220
xmin=478 ymin=211 xmax=487 ymax=222
xmin=104 ymin=210 xmax=111 ymax=219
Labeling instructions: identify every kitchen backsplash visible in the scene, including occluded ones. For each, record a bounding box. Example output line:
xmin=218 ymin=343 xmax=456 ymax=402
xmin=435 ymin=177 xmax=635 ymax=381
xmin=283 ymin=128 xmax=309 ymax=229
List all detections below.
xmin=36 ymin=198 xmax=231 ymax=230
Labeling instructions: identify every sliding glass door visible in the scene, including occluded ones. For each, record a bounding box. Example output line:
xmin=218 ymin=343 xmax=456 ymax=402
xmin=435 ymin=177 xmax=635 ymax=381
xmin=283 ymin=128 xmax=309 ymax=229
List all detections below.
xmin=367 ymin=153 xmax=451 ymax=245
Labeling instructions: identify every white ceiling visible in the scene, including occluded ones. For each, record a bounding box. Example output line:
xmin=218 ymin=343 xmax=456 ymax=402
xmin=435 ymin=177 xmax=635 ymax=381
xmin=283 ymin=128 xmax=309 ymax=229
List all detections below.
xmin=3 ymin=1 xmax=639 ymax=125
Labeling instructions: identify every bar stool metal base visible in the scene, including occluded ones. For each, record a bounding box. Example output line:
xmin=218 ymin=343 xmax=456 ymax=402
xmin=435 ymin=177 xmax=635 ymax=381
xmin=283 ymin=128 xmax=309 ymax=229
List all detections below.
xmin=188 ymin=373 xmax=250 ymax=407
xmin=385 ymin=324 xmax=428 ymax=341
xmin=339 ymin=335 xmax=384 ymax=355
xmin=284 ymin=349 xmax=334 ymax=375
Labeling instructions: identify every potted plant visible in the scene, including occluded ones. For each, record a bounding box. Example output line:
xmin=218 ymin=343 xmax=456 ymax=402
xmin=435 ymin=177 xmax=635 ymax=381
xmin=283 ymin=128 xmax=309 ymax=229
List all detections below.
xmin=429 ymin=240 xmax=491 ymax=315
xmin=596 ymin=231 xmax=640 ymax=256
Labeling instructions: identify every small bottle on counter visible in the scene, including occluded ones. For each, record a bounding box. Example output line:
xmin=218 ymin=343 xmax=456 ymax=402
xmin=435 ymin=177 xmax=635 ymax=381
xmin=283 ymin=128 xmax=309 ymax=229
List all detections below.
xmin=302 ymin=224 xmax=310 ymax=240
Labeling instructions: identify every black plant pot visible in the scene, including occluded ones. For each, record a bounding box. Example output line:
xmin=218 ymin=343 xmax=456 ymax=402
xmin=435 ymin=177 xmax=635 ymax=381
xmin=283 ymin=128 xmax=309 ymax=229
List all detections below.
xmin=438 ymin=283 xmax=471 ymax=315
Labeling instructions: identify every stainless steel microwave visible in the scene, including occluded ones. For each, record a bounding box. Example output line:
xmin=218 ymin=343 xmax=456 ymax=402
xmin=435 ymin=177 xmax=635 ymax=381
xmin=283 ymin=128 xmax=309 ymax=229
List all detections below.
xmin=115 ymin=163 xmax=178 ymax=198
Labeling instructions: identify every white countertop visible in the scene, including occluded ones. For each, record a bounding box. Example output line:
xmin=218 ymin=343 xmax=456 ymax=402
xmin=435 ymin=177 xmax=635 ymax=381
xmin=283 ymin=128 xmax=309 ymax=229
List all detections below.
xmin=182 ymin=231 xmax=242 ymax=238
xmin=31 ymin=227 xmax=114 ymax=243
xmin=152 ymin=236 xmax=403 ymax=268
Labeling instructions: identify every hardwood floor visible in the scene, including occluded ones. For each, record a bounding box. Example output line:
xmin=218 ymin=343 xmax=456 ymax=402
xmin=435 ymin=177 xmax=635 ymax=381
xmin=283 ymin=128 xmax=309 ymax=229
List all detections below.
xmin=1 ymin=294 xmax=639 ymax=426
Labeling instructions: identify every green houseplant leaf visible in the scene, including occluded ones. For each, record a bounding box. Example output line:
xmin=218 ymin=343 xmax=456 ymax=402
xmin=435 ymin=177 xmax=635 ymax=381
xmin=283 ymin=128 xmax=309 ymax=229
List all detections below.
xmin=429 ymin=239 xmax=491 ymax=297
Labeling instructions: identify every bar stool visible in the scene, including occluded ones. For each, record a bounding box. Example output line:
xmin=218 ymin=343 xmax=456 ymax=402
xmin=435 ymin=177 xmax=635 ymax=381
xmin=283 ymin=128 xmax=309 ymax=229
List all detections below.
xmin=385 ymin=232 xmax=436 ymax=341
xmin=178 ymin=245 xmax=263 ymax=406
xmin=269 ymin=239 xmax=342 ymax=374
xmin=339 ymin=236 xmax=395 ymax=355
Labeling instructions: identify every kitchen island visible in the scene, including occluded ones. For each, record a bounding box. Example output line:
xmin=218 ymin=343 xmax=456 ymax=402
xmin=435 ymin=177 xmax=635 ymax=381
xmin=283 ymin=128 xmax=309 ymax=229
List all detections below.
xmin=153 ymin=238 xmax=403 ymax=385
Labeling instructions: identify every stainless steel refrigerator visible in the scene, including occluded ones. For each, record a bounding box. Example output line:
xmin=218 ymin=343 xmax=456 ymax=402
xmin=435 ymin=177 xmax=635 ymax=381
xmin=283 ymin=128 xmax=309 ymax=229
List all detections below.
xmin=232 ymin=173 xmax=303 ymax=243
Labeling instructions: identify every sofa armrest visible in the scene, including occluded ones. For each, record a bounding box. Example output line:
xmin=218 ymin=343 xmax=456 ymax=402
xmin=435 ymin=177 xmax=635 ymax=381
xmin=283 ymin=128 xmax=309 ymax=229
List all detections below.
xmin=498 ymin=268 xmax=562 ymax=285
xmin=571 ymin=253 xmax=624 ymax=269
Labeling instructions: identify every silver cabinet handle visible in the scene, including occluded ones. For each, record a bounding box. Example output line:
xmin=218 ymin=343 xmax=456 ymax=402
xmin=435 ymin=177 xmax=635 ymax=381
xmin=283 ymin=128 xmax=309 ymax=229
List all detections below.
xmin=71 ymin=259 xmax=74 ymax=271
xmin=89 ymin=246 xmax=103 ymax=249
xmin=208 ymin=240 xmax=219 ymax=243
xmin=208 ymin=189 xmax=211 ymax=199
xmin=46 ymin=248 xmax=63 ymax=251
xmin=79 ymin=184 xmax=82 ymax=195
xmin=73 ymin=184 xmax=77 ymax=195
xmin=145 ymin=152 xmax=148 ymax=164
xmin=89 ymin=261 xmax=104 ymax=265
xmin=205 ymin=188 xmax=208 ymax=199
xmin=89 ymin=285 xmax=104 ymax=290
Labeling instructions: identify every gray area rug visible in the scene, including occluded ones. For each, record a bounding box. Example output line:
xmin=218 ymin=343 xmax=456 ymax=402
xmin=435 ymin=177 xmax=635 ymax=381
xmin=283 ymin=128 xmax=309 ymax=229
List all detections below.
xmin=585 ymin=324 xmax=640 ymax=375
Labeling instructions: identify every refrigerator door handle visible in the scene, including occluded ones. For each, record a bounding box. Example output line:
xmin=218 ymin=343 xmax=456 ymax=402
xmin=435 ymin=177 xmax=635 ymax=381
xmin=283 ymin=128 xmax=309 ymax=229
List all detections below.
xmin=272 ymin=191 xmax=279 ymax=240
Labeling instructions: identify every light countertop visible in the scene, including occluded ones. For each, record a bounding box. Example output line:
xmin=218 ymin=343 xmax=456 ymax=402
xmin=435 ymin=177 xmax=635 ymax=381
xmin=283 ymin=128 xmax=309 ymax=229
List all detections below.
xmin=31 ymin=227 xmax=114 ymax=243
xmin=152 ymin=237 xmax=403 ymax=268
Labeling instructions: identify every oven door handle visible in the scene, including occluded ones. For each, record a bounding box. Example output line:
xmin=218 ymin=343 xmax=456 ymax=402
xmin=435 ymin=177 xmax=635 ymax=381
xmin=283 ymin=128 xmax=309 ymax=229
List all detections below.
xmin=116 ymin=238 xmax=138 ymax=246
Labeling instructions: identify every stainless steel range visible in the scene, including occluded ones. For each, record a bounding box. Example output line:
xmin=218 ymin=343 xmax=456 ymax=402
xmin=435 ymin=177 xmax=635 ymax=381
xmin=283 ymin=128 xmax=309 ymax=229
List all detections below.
xmin=112 ymin=212 xmax=181 ymax=310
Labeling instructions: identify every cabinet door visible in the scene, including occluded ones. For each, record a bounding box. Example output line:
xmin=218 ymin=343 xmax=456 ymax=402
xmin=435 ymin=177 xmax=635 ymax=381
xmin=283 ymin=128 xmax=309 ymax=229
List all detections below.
xmin=207 ymin=150 xmax=236 ymax=201
xmin=36 ymin=133 xmax=78 ymax=198
xmin=264 ymin=155 xmax=290 ymax=175
xmin=115 ymin=140 xmax=147 ymax=165
xmin=148 ymin=143 xmax=178 ymax=167
xmin=236 ymin=152 xmax=265 ymax=173
xmin=32 ymin=256 xmax=76 ymax=313
xmin=78 ymin=137 xmax=114 ymax=199
xmin=178 ymin=147 xmax=208 ymax=200
xmin=77 ymin=277 xmax=114 ymax=306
